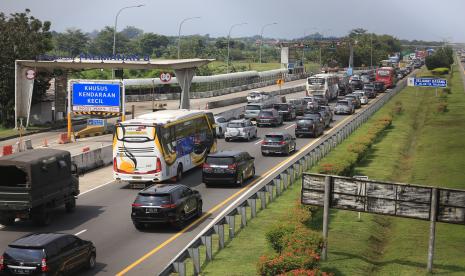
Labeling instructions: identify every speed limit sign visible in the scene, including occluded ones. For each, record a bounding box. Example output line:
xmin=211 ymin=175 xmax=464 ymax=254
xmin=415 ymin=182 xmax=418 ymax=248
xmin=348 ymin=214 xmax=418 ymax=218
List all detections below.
xmin=160 ymin=72 xmax=172 ymax=83
xmin=25 ymin=69 xmax=36 ymax=80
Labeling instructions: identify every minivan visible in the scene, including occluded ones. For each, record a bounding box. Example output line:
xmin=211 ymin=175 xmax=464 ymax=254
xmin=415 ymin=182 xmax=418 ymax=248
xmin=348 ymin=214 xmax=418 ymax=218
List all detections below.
xmin=244 ymin=103 xmax=272 ymax=121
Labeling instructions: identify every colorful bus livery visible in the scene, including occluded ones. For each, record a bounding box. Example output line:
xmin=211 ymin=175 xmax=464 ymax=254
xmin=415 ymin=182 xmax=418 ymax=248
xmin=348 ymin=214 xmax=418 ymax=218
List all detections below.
xmin=375 ymin=67 xmax=396 ymax=89
xmin=113 ymin=110 xmax=217 ymax=185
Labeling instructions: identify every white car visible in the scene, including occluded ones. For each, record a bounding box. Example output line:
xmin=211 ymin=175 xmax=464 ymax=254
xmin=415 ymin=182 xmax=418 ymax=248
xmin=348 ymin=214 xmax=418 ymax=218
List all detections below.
xmin=247 ymin=90 xmax=270 ymax=103
xmin=225 ymin=119 xmax=258 ymax=142
xmin=353 ymin=91 xmax=369 ymax=105
xmin=214 ymin=116 xmax=229 ymax=138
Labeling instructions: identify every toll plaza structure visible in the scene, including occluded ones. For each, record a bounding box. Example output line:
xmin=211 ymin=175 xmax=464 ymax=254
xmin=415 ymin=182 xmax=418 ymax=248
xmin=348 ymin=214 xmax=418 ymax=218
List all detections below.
xmin=14 ymin=58 xmax=213 ymax=134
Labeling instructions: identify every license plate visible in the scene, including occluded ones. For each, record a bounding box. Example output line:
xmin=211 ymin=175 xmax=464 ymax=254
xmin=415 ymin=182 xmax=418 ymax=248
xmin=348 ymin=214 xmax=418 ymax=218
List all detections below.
xmin=214 ymin=168 xmax=224 ymax=173
xmin=132 ymin=176 xmax=142 ymax=179
xmin=13 ymin=269 xmax=32 ymax=275
xmin=146 ymin=208 xmax=158 ymax=213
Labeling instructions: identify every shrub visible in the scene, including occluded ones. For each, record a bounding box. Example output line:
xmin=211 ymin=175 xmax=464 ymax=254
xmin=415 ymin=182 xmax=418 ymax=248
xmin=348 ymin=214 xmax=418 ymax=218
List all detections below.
xmin=282 ymin=226 xmax=323 ymax=255
xmin=266 ymin=224 xmax=296 ymax=253
xmin=443 ymin=88 xmax=451 ymax=94
xmin=258 ymin=250 xmax=320 ymax=276
xmin=437 ymin=103 xmax=448 ymax=113
xmin=278 ymin=268 xmax=332 ymax=276
xmin=431 ymin=67 xmax=449 ymax=75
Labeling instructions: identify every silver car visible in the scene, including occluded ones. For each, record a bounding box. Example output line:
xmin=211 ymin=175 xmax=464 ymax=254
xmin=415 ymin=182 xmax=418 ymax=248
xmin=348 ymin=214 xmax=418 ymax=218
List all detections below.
xmin=214 ymin=116 xmax=229 ymax=138
xmin=225 ymin=119 xmax=258 ymax=142
xmin=334 ymin=100 xmax=355 ymax=115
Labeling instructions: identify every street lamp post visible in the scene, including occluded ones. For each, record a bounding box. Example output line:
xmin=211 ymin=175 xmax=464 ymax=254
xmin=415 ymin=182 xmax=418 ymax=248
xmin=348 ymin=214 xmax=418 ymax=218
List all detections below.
xmin=177 ymin=16 xmax=201 ymax=59
xmin=112 ymin=4 xmax=144 ymax=78
xmin=301 ymin=28 xmax=317 ymax=67
xmin=259 ymin=22 xmax=277 ymax=63
xmin=227 ymin=22 xmax=247 ymax=73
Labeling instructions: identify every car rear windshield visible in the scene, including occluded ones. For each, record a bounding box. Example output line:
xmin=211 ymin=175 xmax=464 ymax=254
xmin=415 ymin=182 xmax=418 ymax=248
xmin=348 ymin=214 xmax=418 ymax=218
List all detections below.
xmin=5 ymin=247 xmax=44 ymax=262
xmin=0 ymin=166 xmax=28 ymax=187
xmin=259 ymin=111 xmax=273 ymax=116
xmin=206 ymin=157 xmax=235 ymax=165
xmin=264 ymin=135 xmax=284 ymax=141
xmin=297 ymin=119 xmax=314 ymax=126
xmin=228 ymin=122 xmax=244 ymax=128
xmin=135 ymin=194 xmax=171 ymax=205
xmin=273 ymin=104 xmax=288 ymax=111
xmin=246 ymin=105 xmax=261 ymax=111
xmin=337 ymin=101 xmax=349 ymax=106
xmin=308 ymin=78 xmax=324 ymax=85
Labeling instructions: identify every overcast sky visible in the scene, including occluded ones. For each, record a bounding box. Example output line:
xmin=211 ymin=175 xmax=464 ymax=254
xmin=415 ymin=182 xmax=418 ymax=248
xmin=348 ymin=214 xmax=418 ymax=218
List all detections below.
xmin=2 ymin=0 xmax=464 ymax=42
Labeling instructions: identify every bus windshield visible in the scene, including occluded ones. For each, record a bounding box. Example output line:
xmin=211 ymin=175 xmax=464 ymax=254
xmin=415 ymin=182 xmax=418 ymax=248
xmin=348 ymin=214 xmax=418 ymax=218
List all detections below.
xmin=116 ymin=125 xmax=156 ymax=142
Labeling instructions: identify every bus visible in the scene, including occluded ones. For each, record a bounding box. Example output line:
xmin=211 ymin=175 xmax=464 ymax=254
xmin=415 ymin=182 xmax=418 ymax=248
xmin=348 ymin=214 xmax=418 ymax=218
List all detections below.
xmin=113 ymin=110 xmax=217 ymax=184
xmin=375 ymin=67 xmax=396 ymax=89
xmin=306 ymin=73 xmax=339 ymax=101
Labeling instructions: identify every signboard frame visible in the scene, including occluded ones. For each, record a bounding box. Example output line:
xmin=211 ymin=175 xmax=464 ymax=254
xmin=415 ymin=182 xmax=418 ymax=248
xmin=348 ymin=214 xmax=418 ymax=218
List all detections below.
xmin=407 ymin=77 xmax=447 ymax=88
xmin=71 ymin=81 xmax=122 ymax=113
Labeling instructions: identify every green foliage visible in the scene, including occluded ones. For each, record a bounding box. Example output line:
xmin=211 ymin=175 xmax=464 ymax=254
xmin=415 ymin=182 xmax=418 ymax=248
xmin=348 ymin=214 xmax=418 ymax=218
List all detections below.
xmin=0 ymin=9 xmax=53 ymax=126
xmin=53 ymin=28 xmax=89 ymax=56
xmin=431 ymin=67 xmax=449 ymax=75
xmin=425 ymin=47 xmax=453 ymax=70
xmin=266 ymin=224 xmax=297 ymax=253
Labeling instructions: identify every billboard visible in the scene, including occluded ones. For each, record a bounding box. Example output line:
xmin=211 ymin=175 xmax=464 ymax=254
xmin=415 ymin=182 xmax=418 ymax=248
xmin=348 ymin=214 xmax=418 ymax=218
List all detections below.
xmin=302 ymin=173 xmax=465 ymax=224
xmin=72 ymin=82 xmax=120 ymax=112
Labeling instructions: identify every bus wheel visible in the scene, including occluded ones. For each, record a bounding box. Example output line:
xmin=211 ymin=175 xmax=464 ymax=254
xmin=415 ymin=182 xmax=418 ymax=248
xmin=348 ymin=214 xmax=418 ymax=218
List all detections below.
xmin=176 ymin=164 xmax=183 ymax=182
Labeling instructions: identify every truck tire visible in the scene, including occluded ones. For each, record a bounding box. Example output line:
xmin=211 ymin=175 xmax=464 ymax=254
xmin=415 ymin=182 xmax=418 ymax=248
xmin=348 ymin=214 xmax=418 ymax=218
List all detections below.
xmin=0 ymin=213 xmax=15 ymax=226
xmin=32 ymin=206 xmax=52 ymax=226
xmin=65 ymin=197 xmax=76 ymax=213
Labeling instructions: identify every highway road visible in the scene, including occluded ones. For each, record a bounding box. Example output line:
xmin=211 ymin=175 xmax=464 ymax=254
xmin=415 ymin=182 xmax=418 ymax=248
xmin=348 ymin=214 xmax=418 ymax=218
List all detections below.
xmin=0 ymin=86 xmax=395 ymax=275
xmin=0 ymin=78 xmax=306 ymax=156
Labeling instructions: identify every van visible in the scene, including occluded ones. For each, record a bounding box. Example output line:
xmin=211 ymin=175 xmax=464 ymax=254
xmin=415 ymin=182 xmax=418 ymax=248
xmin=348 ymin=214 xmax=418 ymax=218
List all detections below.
xmin=244 ymin=102 xmax=272 ymax=121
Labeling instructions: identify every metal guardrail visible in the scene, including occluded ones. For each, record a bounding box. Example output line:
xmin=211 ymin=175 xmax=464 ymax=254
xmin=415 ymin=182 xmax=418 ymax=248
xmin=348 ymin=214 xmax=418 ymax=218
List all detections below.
xmin=158 ymin=76 xmax=409 ymax=276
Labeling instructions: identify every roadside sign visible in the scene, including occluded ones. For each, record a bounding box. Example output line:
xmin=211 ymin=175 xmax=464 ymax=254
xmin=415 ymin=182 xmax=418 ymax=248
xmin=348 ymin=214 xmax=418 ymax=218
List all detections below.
xmin=160 ymin=72 xmax=172 ymax=83
xmin=87 ymin=119 xmax=106 ymax=126
xmin=346 ymin=67 xmax=353 ymax=76
xmin=72 ymin=82 xmax=120 ymax=112
xmin=25 ymin=69 xmax=36 ymax=80
xmin=408 ymin=77 xmax=447 ymax=88
xmin=276 ymin=79 xmax=284 ymax=85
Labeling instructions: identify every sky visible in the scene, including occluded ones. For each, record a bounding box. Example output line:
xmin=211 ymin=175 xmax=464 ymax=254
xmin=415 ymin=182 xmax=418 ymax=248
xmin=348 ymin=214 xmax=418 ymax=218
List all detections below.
xmin=1 ymin=0 xmax=464 ymax=42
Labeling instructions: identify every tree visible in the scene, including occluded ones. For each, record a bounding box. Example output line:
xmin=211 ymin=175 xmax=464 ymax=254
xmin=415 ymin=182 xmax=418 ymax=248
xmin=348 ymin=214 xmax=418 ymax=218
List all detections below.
xmin=54 ymin=28 xmax=89 ymax=56
xmin=426 ymin=47 xmax=453 ymax=70
xmin=138 ymin=33 xmax=169 ymax=56
xmin=0 ymin=9 xmax=53 ymax=126
xmin=120 ymin=26 xmax=143 ymax=39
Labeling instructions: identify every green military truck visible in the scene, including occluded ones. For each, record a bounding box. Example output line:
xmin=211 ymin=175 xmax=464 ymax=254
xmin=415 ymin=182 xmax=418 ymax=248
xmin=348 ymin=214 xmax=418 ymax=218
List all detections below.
xmin=0 ymin=149 xmax=79 ymax=226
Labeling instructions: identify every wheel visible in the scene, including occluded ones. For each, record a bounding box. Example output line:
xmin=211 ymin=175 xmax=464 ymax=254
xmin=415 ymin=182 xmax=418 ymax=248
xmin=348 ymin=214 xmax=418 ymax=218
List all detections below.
xmin=173 ymin=213 xmax=186 ymax=229
xmin=0 ymin=214 xmax=15 ymax=226
xmin=250 ymin=166 xmax=255 ymax=178
xmin=196 ymin=201 xmax=203 ymax=218
xmin=175 ymin=164 xmax=183 ymax=182
xmin=86 ymin=253 xmax=96 ymax=270
xmin=262 ymin=151 xmax=267 ymax=156
xmin=236 ymin=173 xmax=244 ymax=187
xmin=225 ymin=137 xmax=230 ymax=142
xmin=247 ymin=133 xmax=251 ymax=141
xmin=65 ymin=197 xmax=76 ymax=213
xmin=133 ymin=222 xmax=145 ymax=230
xmin=285 ymin=146 xmax=291 ymax=156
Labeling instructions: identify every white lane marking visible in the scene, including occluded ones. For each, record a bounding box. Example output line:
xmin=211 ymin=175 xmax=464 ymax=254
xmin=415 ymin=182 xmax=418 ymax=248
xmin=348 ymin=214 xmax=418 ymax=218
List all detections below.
xmin=75 ymin=229 xmax=87 ymax=236
xmin=254 ymin=139 xmax=263 ymax=145
xmin=285 ymin=123 xmax=296 ymax=130
xmin=79 ymin=180 xmax=115 ymax=196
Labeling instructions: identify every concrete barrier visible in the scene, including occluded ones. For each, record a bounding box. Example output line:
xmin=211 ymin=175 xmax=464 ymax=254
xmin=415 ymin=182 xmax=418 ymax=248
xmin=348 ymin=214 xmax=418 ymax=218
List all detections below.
xmin=71 ymin=145 xmax=112 ymax=172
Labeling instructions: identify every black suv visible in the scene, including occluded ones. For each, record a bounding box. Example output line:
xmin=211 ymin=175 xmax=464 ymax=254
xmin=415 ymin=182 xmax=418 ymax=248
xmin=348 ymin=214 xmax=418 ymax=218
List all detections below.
xmin=295 ymin=116 xmax=325 ymax=138
xmin=272 ymin=103 xmax=296 ymax=121
xmin=131 ymin=184 xmax=202 ymax=229
xmin=202 ymin=151 xmax=255 ymax=187
xmin=261 ymin=132 xmax=297 ymax=156
xmin=1 ymin=233 xmax=96 ymax=275
xmin=312 ymin=95 xmax=329 ymax=106
xmin=256 ymin=109 xmax=283 ymax=127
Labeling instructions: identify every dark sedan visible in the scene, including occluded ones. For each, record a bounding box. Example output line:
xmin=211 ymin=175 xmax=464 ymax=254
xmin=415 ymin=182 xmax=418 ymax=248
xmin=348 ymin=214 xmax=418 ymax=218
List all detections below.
xmin=273 ymin=103 xmax=296 ymax=121
xmin=261 ymin=132 xmax=296 ymax=156
xmin=295 ymin=117 xmax=324 ymax=138
xmin=131 ymin=184 xmax=202 ymax=229
xmin=202 ymin=151 xmax=255 ymax=187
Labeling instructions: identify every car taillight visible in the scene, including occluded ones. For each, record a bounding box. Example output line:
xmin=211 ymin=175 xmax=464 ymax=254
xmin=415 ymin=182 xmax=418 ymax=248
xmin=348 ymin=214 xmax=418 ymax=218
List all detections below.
xmin=41 ymin=258 xmax=49 ymax=272
xmin=131 ymin=203 xmax=143 ymax=207
xmin=261 ymin=140 xmax=267 ymax=145
xmin=202 ymin=163 xmax=211 ymax=168
xmin=161 ymin=204 xmax=177 ymax=208
xmin=278 ymin=141 xmax=286 ymax=145
xmin=228 ymin=163 xmax=237 ymax=170
xmin=0 ymin=255 xmax=4 ymax=271
xmin=113 ymin=157 xmax=118 ymax=172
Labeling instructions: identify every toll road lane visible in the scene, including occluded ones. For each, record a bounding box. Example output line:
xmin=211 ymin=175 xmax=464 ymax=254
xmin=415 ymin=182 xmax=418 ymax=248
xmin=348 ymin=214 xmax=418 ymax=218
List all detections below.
xmin=0 ymin=92 xmax=383 ymax=276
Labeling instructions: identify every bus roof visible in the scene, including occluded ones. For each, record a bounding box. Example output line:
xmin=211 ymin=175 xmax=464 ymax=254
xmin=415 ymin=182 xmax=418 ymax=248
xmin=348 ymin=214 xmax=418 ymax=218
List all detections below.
xmin=121 ymin=109 xmax=207 ymax=125
xmin=309 ymin=73 xmax=337 ymax=79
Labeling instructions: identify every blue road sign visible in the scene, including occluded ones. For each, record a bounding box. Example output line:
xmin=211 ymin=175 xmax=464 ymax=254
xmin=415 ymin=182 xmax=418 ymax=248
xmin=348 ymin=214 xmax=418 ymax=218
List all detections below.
xmin=72 ymin=83 xmax=120 ymax=112
xmin=408 ymin=78 xmax=447 ymax=88
xmin=346 ymin=67 xmax=353 ymax=76
xmin=87 ymin=119 xmax=105 ymax=126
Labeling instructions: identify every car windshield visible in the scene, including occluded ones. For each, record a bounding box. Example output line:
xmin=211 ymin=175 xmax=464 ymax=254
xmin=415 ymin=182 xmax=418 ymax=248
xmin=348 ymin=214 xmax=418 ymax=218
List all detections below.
xmin=248 ymin=92 xmax=260 ymax=97
xmin=265 ymin=135 xmax=284 ymax=141
xmin=5 ymin=247 xmax=44 ymax=262
xmin=337 ymin=101 xmax=349 ymax=106
xmin=136 ymin=194 xmax=171 ymax=205
xmin=206 ymin=156 xmax=235 ymax=165
xmin=308 ymin=78 xmax=325 ymax=85
xmin=364 ymin=84 xmax=374 ymax=89
xmin=246 ymin=105 xmax=261 ymax=111
xmin=228 ymin=122 xmax=245 ymax=128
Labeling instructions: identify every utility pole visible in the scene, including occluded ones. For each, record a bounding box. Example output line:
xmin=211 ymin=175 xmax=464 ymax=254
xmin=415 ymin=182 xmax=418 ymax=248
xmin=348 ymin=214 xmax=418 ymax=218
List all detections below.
xmin=259 ymin=22 xmax=277 ymax=64
xmin=227 ymin=22 xmax=247 ymax=73
xmin=177 ymin=17 xmax=201 ymax=59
